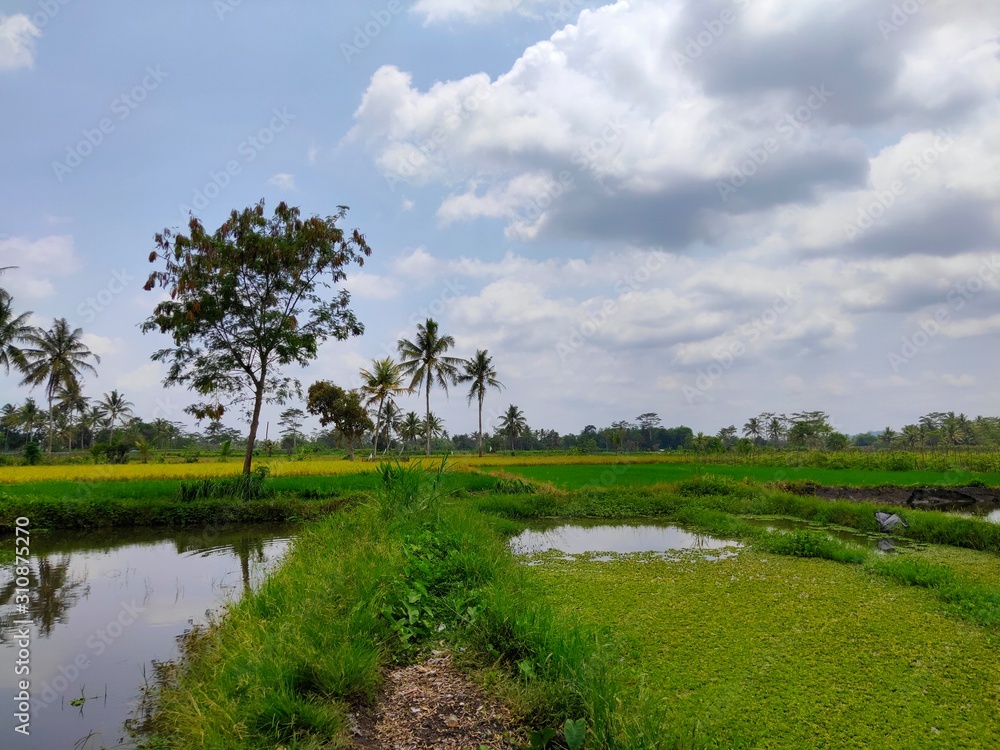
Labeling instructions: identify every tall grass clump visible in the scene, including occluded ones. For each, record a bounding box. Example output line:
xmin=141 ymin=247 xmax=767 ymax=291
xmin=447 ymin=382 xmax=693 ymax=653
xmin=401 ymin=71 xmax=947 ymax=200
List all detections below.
xmin=177 ymin=466 xmax=274 ymax=502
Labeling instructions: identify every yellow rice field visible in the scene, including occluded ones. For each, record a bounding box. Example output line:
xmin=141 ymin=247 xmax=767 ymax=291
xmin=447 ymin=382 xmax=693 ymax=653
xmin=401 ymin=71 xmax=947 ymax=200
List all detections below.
xmin=0 ymin=453 xmax=664 ymax=484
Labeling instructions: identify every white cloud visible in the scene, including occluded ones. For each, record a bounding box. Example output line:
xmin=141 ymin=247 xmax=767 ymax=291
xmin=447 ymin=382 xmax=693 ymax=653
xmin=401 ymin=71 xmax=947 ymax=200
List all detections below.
xmin=0 ymin=14 xmax=39 ymax=72
xmin=81 ymin=334 xmax=122 ymax=357
xmin=116 ymin=363 xmax=164 ymax=392
xmin=268 ymin=173 xmax=296 ymax=190
xmin=401 ymin=198 xmax=415 ymax=211
xmin=941 ymin=373 xmax=977 ymax=387
xmin=348 ymin=271 xmax=402 ymax=301
xmin=0 ymin=235 xmax=79 ymax=300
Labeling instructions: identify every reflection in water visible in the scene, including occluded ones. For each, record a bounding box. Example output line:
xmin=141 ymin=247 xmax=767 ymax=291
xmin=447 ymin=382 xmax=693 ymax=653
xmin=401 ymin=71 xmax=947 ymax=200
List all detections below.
xmin=0 ymin=555 xmax=89 ymax=639
xmin=0 ymin=523 xmax=296 ymax=750
xmin=510 ymin=521 xmax=740 ymax=556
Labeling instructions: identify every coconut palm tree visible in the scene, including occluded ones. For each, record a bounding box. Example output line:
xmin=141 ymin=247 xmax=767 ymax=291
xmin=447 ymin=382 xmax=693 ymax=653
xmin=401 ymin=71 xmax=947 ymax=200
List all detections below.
xmin=878 ymin=427 xmax=896 ymax=449
xmin=397 ymin=319 xmax=463 ymax=456
xmin=765 ymin=415 xmax=787 ymax=447
xmin=458 ymin=349 xmax=504 ymax=458
xmin=0 ymin=289 xmax=35 ymax=376
xmin=98 ymin=389 xmax=134 ymax=436
xmin=1 ymin=403 xmax=15 ymax=449
xmin=379 ymin=399 xmax=403 ymax=455
xmin=56 ymin=378 xmax=90 ymax=451
xmin=742 ymin=417 xmax=763 ymax=444
xmin=398 ymin=411 xmax=422 ymax=455
xmin=498 ymin=404 xmax=527 ymax=453
xmin=19 ymin=319 xmax=100 ymax=452
xmin=16 ymin=398 xmax=43 ymax=445
xmin=421 ymin=412 xmax=445 ymax=445
xmin=359 ymin=357 xmax=412 ymax=456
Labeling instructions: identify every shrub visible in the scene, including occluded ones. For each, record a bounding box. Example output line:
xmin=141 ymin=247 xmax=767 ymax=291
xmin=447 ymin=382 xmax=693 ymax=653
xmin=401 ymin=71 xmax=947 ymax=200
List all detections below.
xmin=177 ymin=465 xmax=273 ymax=502
xmin=24 ymin=442 xmax=41 ymax=466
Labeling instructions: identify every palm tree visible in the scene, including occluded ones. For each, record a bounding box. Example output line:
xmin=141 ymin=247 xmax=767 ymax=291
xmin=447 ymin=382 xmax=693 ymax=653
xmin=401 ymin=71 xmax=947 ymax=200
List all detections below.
xmin=81 ymin=405 xmax=106 ymax=448
xmin=398 ymin=411 xmax=422 ymax=455
xmin=766 ymin=415 xmax=787 ymax=447
xmin=1 ymin=403 xmax=15 ymax=449
xmin=743 ymin=417 xmax=763 ymax=444
xmin=56 ymin=378 xmax=90 ymax=451
xmin=397 ymin=318 xmax=463 ymax=456
xmin=421 ymin=412 xmax=445 ymax=446
xmin=498 ymin=404 xmax=527 ymax=453
xmin=19 ymin=319 xmax=100 ymax=452
xmin=17 ymin=398 xmax=43 ymax=444
xmin=458 ymin=349 xmax=504 ymax=458
xmin=0 ymin=289 xmax=35 ymax=376
xmin=99 ymin=389 xmax=134 ymax=435
xmin=359 ymin=357 xmax=412 ymax=456
xmin=878 ymin=427 xmax=896 ymax=449
xmin=379 ymin=400 xmax=403 ymax=455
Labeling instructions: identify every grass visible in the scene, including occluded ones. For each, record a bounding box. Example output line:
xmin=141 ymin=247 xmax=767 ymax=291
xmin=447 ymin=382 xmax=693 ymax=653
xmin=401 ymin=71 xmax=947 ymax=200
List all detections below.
xmin=528 ymin=551 xmax=1000 ymax=749
xmin=498 ymin=462 xmax=1000 ymax=489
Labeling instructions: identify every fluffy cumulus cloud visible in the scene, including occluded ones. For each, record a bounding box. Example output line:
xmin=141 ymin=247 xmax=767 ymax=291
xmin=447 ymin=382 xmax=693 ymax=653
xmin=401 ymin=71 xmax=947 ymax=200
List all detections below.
xmin=354 ymin=0 xmax=999 ymax=251
xmin=0 ymin=14 xmax=39 ymax=71
xmin=0 ymin=235 xmax=80 ymax=300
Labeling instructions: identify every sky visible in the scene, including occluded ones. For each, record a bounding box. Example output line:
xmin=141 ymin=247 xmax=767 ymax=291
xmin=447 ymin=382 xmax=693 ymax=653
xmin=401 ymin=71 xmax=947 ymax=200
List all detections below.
xmin=0 ymin=0 xmax=998 ymax=440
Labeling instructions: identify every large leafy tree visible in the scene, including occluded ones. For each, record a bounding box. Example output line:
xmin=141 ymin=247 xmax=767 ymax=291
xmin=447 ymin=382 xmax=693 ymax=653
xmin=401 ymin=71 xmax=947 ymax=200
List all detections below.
xmin=458 ymin=349 xmax=503 ymax=458
xmin=397 ymin=318 xmax=463 ymax=456
xmin=142 ymin=201 xmax=372 ymax=474
xmin=359 ymin=357 xmax=412 ymax=456
xmin=498 ymin=404 xmax=528 ymax=453
xmin=306 ymin=381 xmax=372 ymax=461
xmin=19 ymin=318 xmax=100 ymax=452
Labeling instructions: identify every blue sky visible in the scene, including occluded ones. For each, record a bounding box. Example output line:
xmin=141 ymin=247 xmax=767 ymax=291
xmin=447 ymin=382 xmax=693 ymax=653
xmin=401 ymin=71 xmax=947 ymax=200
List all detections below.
xmin=1 ymin=0 xmax=998 ymax=438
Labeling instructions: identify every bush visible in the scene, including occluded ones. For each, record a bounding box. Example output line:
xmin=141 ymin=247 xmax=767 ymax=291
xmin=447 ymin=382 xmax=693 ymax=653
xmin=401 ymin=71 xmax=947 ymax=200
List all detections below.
xmin=24 ymin=442 xmax=41 ymax=466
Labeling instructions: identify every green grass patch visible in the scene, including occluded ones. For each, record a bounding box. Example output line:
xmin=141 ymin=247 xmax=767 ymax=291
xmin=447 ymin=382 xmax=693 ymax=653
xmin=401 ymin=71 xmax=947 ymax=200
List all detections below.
xmin=529 ymin=551 xmax=1000 ymax=749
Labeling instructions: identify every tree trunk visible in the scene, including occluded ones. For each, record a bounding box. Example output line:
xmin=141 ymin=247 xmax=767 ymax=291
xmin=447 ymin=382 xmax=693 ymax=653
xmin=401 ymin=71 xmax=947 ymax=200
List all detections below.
xmin=425 ymin=373 xmax=431 ymax=457
xmin=372 ymin=395 xmax=385 ymax=456
xmin=47 ymin=393 xmax=54 ymax=453
xmin=477 ymin=395 xmax=483 ymax=458
xmin=243 ymin=375 xmax=266 ymax=475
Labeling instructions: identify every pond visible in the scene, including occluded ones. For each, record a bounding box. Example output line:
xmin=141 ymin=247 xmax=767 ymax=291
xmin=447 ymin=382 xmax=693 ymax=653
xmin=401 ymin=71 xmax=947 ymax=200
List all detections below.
xmin=510 ymin=520 xmax=741 ymax=560
xmin=0 ymin=523 xmax=297 ymax=749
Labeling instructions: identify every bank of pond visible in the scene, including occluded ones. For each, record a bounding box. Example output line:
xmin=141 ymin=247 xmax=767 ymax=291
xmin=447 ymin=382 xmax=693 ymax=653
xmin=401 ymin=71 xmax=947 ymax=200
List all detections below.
xmin=2 ymin=471 xmax=1000 ymax=748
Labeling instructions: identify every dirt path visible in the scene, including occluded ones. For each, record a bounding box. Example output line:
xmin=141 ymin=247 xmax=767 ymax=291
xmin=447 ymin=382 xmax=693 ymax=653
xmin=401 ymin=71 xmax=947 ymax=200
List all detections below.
xmin=350 ymin=651 xmax=520 ymax=750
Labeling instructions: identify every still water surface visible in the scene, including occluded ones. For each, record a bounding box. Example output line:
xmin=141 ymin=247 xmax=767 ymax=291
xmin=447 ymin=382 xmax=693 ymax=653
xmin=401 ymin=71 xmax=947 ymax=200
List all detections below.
xmin=0 ymin=524 xmax=296 ymax=749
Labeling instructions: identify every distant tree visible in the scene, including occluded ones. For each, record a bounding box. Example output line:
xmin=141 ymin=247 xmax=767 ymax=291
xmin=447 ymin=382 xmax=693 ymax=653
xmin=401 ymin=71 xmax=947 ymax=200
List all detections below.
xmin=717 ymin=425 xmax=738 ymax=449
xmin=459 ymin=349 xmax=504 ymax=457
xmin=379 ymin=400 xmax=404 ymax=454
xmin=306 ymin=381 xmax=372 ymax=460
xmin=56 ymin=379 xmax=89 ymax=450
xmin=19 ymin=318 xmax=100 ymax=453
xmin=397 ymin=318 xmax=462 ymax=456
xmin=636 ymin=412 xmax=662 ymax=449
xmin=826 ymin=432 xmax=850 ymax=451
xmin=142 ymin=200 xmax=372 ymax=474
xmin=278 ymin=407 xmax=306 ymax=449
xmin=853 ymin=432 xmax=878 ymax=448
xmin=398 ymin=411 xmax=422 ymax=455
xmin=743 ymin=417 xmax=763 ymax=444
xmin=878 ymin=427 xmax=896 ymax=449
xmin=99 ymin=389 xmax=135 ymax=435
xmin=421 ymin=412 xmax=445 ymax=444
xmin=498 ymin=404 xmax=528 ymax=453
xmin=359 ymin=357 xmax=411 ymax=455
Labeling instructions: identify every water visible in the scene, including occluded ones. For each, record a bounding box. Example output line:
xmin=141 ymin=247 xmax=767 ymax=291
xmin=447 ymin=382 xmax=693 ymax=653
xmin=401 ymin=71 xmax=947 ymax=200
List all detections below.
xmin=510 ymin=520 xmax=741 ymax=558
xmin=986 ymin=509 xmax=1000 ymax=524
xmin=738 ymin=517 xmax=913 ymax=551
xmin=0 ymin=524 xmax=297 ymax=749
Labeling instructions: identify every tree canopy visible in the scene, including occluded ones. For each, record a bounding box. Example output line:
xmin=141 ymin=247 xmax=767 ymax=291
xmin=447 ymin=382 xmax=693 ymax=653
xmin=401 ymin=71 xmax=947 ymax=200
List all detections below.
xmin=142 ymin=201 xmax=371 ymax=473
